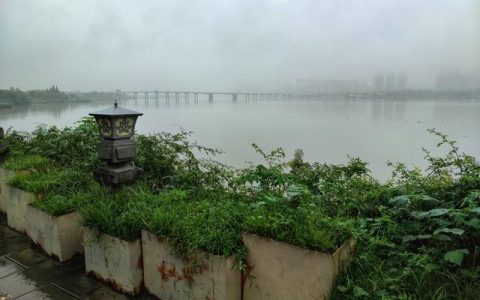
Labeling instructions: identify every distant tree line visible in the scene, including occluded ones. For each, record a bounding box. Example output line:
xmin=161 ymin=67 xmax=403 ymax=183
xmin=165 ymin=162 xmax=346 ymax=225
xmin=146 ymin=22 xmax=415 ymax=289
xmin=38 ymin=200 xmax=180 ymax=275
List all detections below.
xmin=0 ymin=87 xmax=30 ymax=104
xmin=75 ymin=91 xmax=116 ymax=101
xmin=0 ymin=86 xmax=77 ymax=105
xmin=28 ymin=85 xmax=69 ymax=101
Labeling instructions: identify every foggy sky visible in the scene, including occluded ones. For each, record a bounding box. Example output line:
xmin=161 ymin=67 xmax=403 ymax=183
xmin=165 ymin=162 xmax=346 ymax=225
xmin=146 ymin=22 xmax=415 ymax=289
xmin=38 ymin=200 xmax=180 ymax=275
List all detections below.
xmin=1 ymin=0 xmax=479 ymax=91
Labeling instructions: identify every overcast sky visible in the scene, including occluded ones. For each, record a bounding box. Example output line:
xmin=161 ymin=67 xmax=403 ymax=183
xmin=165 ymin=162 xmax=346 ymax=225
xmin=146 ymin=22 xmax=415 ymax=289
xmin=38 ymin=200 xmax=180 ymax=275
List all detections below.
xmin=0 ymin=0 xmax=479 ymax=91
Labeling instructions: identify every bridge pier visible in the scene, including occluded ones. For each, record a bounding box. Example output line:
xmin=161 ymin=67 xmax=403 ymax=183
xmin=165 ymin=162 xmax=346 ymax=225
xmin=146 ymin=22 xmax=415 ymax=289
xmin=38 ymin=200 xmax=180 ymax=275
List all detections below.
xmin=194 ymin=93 xmax=199 ymax=103
xmin=166 ymin=92 xmax=169 ymax=102
xmin=144 ymin=92 xmax=148 ymax=103
xmin=175 ymin=93 xmax=179 ymax=103
xmin=185 ymin=92 xmax=189 ymax=102
xmin=208 ymin=93 xmax=213 ymax=103
xmin=232 ymin=94 xmax=237 ymax=102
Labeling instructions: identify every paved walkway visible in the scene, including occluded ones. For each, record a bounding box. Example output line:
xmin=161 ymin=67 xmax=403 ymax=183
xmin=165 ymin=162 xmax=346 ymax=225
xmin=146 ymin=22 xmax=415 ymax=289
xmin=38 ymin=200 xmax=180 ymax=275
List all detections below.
xmin=0 ymin=213 xmax=153 ymax=300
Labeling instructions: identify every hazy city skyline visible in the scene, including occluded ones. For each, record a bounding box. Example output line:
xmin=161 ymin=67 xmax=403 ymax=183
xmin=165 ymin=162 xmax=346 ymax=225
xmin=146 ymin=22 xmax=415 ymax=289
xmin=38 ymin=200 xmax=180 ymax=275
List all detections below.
xmin=1 ymin=0 xmax=479 ymax=91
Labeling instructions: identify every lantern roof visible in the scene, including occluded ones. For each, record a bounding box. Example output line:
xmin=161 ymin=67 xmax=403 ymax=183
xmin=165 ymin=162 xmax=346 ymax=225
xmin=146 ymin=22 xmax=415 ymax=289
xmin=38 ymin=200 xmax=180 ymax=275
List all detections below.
xmin=89 ymin=101 xmax=143 ymax=118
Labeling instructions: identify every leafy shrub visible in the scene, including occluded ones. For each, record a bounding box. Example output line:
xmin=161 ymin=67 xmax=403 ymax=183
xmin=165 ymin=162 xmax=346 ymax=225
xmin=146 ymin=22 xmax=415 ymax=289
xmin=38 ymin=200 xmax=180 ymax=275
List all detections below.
xmin=135 ymin=131 xmax=226 ymax=191
xmin=3 ymin=118 xmax=99 ymax=171
xmin=333 ymin=130 xmax=480 ymax=300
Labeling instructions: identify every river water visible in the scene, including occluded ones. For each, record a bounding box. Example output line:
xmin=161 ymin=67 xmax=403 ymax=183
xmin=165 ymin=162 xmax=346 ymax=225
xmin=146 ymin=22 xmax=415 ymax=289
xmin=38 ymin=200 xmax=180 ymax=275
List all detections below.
xmin=1 ymin=96 xmax=479 ymax=179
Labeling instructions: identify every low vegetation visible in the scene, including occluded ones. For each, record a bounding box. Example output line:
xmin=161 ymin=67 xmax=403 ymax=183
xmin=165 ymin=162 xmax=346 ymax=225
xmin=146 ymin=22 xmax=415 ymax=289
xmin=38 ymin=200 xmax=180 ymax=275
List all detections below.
xmin=2 ymin=119 xmax=479 ymax=299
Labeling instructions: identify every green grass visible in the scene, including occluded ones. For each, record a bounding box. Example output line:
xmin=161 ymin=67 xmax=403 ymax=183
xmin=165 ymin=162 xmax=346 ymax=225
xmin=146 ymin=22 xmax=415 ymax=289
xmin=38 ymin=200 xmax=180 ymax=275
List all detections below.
xmin=9 ymin=168 xmax=99 ymax=216
xmin=32 ymin=193 xmax=88 ymax=216
xmin=9 ymin=171 xmax=62 ymax=194
xmin=80 ymin=186 xmax=155 ymax=242
xmin=244 ymin=202 xmax=352 ymax=253
xmin=147 ymin=190 xmax=246 ymax=259
xmin=3 ymin=155 xmax=50 ymax=171
xmin=8 ymin=168 xmax=95 ymax=195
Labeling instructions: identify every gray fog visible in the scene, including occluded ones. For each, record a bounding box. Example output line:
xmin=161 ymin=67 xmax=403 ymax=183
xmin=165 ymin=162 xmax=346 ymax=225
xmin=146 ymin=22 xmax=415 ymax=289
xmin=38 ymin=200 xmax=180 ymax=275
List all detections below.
xmin=1 ymin=0 xmax=479 ymax=91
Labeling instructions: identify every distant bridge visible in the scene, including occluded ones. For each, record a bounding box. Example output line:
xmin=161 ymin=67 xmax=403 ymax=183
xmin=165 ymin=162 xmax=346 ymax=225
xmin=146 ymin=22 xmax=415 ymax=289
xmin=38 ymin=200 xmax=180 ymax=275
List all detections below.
xmin=117 ymin=90 xmax=366 ymax=103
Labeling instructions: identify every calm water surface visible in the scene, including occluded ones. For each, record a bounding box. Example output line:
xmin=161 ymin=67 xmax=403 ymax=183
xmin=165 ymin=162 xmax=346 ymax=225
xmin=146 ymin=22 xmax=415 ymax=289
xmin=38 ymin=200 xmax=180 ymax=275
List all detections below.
xmin=1 ymin=97 xmax=479 ymax=179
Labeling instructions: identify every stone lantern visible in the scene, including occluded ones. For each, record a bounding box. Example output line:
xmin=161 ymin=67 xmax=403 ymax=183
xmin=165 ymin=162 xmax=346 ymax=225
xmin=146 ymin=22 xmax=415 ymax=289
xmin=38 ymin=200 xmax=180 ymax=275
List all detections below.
xmin=89 ymin=101 xmax=143 ymax=186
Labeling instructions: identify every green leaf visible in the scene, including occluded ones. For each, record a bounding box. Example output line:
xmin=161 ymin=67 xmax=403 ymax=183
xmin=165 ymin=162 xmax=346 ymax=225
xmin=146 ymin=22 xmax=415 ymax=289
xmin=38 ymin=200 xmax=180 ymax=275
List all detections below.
xmin=402 ymin=235 xmax=417 ymax=243
xmin=417 ymin=195 xmax=441 ymax=205
xmin=472 ymin=207 xmax=480 ymax=214
xmin=251 ymin=201 xmax=266 ymax=209
xmin=417 ymin=234 xmax=432 ymax=239
xmin=435 ymin=218 xmax=451 ymax=228
xmin=389 ymin=195 xmax=440 ymax=207
xmin=264 ymin=195 xmax=280 ymax=203
xmin=464 ymin=218 xmax=480 ymax=229
xmin=433 ymin=228 xmax=464 ymax=235
xmin=428 ymin=208 xmax=449 ymax=217
xmin=432 ymin=234 xmax=452 ymax=241
xmin=390 ymin=195 xmax=410 ymax=206
xmin=411 ymin=208 xmax=450 ymax=219
xmin=353 ymin=286 xmax=369 ymax=297
xmin=337 ymin=285 xmax=348 ymax=293
xmin=410 ymin=211 xmax=429 ymax=219
xmin=444 ymin=249 xmax=469 ymax=266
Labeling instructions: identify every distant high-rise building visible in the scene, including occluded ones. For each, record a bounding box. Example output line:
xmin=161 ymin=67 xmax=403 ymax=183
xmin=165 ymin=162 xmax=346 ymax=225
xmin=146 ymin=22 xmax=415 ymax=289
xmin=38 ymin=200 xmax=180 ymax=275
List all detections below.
xmin=396 ymin=74 xmax=407 ymax=90
xmin=373 ymin=74 xmax=385 ymax=91
xmin=384 ymin=73 xmax=396 ymax=91
xmin=436 ymin=72 xmax=480 ymax=90
xmin=295 ymin=79 xmax=367 ymax=94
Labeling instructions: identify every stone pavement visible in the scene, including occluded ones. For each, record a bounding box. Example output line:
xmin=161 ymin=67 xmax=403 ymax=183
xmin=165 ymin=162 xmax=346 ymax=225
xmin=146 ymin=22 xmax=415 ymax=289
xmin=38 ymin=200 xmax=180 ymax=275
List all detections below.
xmin=0 ymin=213 xmax=154 ymax=300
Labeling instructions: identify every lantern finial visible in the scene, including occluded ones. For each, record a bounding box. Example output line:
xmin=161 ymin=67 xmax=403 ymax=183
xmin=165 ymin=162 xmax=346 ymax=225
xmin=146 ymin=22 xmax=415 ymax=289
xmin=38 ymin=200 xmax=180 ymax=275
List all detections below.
xmin=114 ymin=99 xmax=118 ymax=108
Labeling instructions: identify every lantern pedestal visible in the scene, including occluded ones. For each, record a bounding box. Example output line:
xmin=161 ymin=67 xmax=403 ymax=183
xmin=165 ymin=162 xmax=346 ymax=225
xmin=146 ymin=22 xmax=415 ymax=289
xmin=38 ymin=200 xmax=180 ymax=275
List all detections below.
xmin=93 ymin=163 xmax=144 ymax=186
xmin=97 ymin=139 xmax=137 ymax=163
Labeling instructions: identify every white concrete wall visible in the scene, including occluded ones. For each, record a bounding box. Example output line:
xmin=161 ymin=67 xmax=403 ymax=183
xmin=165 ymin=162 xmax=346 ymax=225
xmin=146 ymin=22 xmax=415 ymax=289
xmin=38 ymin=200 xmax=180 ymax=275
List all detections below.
xmin=142 ymin=230 xmax=241 ymax=300
xmin=26 ymin=206 xmax=83 ymax=262
xmin=5 ymin=185 xmax=34 ymax=233
xmin=84 ymin=228 xmax=143 ymax=295
xmin=0 ymin=168 xmax=16 ymax=213
xmin=242 ymin=233 xmax=355 ymax=300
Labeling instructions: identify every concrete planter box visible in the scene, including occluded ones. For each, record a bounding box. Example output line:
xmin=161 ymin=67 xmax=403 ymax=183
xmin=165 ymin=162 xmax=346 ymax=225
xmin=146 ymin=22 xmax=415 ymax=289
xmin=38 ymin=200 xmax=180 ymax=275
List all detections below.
xmin=4 ymin=185 xmax=35 ymax=233
xmin=26 ymin=205 xmax=83 ymax=262
xmin=142 ymin=229 xmax=241 ymax=300
xmin=83 ymin=228 xmax=143 ymax=296
xmin=0 ymin=167 xmax=17 ymax=213
xmin=242 ymin=233 xmax=355 ymax=300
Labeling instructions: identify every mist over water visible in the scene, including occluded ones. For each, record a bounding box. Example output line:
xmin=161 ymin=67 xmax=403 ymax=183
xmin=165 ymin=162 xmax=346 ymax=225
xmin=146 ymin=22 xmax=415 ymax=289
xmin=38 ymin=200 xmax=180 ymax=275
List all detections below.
xmin=1 ymin=97 xmax=478 ymax=179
